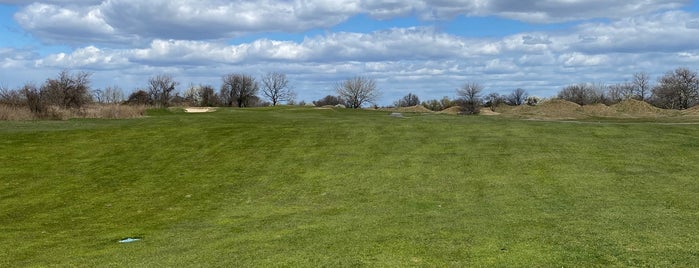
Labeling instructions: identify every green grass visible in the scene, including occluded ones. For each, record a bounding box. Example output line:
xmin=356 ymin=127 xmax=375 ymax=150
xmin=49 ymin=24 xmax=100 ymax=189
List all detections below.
xmin=1 ymin=107 xmax=698 ymax=266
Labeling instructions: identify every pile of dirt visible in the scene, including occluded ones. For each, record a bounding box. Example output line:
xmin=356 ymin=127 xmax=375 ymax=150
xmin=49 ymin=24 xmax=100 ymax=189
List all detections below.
xmin=437 ymin=106 xmax=461 ymax=115
xmin=611 ymin=99 xmax=671 ymax=117
xmin=579 ymin=103 xmax=616 ymax=117
xmin=505 ymin=99 xmax=585 ymax=119
xmin=479 ymin=108 xmax=501 ymax=116
xmin=395 ymin=105 xmax=433 ymax=113
xmin=681 ymin=105 xmax=699 ymax=116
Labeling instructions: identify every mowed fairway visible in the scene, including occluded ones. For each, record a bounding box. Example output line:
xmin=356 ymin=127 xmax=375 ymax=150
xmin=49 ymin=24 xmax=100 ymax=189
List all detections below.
xmin=1 ymin=107 xmax=698 ymax=266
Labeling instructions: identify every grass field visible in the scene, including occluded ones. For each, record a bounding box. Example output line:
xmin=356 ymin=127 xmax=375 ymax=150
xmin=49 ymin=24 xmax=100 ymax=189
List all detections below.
xmin=1 ymin=107 xmax=698 ymax=266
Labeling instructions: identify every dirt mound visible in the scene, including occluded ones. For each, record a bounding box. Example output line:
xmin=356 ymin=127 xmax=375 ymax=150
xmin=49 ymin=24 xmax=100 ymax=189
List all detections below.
xmin=437 ymin=106 xmax=461 ymax=115
xmin=579 ymin=103 xmax=616 ymax=117
xmin=395 ymin=105 xmax=433 ymax=113
xmin=479 ymin=108 xmax=501 ymax=116
xmin=611 ymin=99 xmax=669 ymax=117
xmin=504 ymin=99 xmax=584 ymax=119
xmin=681 ymin=105 xmax=699 ymax=116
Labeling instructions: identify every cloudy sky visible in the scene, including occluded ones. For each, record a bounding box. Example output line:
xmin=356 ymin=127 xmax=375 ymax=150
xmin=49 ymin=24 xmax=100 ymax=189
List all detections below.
xmin=1 ymin=1 xmax=699 ymax=104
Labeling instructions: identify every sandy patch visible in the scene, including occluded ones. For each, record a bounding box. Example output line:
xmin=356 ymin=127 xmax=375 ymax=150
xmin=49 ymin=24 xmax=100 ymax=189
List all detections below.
xmin=185 ymin=107 xmax=217 ymax=113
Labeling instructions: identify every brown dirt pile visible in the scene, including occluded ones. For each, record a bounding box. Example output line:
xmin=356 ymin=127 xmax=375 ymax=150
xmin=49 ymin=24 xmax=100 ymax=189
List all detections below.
xmin=395 ymin=105 xmax=433 ymax=113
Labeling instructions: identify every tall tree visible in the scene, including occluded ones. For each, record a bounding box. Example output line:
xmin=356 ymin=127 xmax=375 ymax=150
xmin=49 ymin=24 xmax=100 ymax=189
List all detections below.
xmin=261 ymin=72 xmax=294 ymax=106
xmin=457 ymin=82 xmax=483 ymax=114
xmin=651 ymin=67 xmax=699 ymax=109
xmin=632 ymin=72 xmax=652 ymax=101
xmin=221 ymin=73 xmax=259 ymax=107
xmin=335 ymin=76 xmax=379 ymax=108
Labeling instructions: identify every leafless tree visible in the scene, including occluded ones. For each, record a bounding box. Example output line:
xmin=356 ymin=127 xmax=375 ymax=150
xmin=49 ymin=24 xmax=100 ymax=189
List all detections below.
xmin=126 ymin=90 xmax=150 ymax=105
xmin=42 ymin=70 xmax=92 ymax=108
xmin=94 ymin=86 xmax=125 ymax=104
xmin=606 ymin=82 xmax=634 ymax=104
xmin=335 ymin=76 xmax=379 ymax=108
xmin=457 ymin=82 xmax=483 ymax=114
xmin=221 ymin=73 xmax=259 ymax=107
xmin=0 ymin=85 xmax=24 ymax=106
xmin=395 ymin=93 xmax=420 ymax=107
xmin=506 ymin=88 xmax=528 ymax=106
xmin=651 ymin=67 xmax=699 ymax=109
xmin=261 ymin=72 xmax=294 ymax=106
xmin=557 ymin=83 xmax=602 ymax=105
xmin=484 ymin=92 xmax=504 ymax=111
xmin=313 ymin=95 xmax=343 ymax=106
xmin=148 ymin=74 xmax=178 ymax=107
xmin=632 ymin=72 xmax=652 ymax=101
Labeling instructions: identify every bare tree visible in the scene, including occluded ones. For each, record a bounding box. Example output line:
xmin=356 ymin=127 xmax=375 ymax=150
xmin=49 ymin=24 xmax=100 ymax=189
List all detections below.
xmin=395 ymin=93 xmax=420 ymax=107
xmin=632 ymin=72 xmax=652 ymax=101
xmin=126 ymin=90 xmax=150 ymax=105
xmin=148 ymin=74 xmax=178 ymax=107
xmin=484 ymin=92 xmax=504 ymax=111
xmin=606 ymin=82 xmax=634 ymax=104
xmin=42 ymin=70 xmax=92 ymax=108
xmin=651 ymin=67 xmax=699 ymax=109
xmin=506 ymin=88 xmax=528 ymax=106
xmin=261 ymin=72 xmax=294 ymax=106
xmin=335 ymin=76 xmax=379 ymax=109
xmin=457 ymin=82 xmax=483 ymax=115
xmin=313 ymin=95 xmax=343 ymax=106
xmin=221 ymin=73 xmax=259 ymax=107
xmin=557 ymin=83 xmax=602 ymax=105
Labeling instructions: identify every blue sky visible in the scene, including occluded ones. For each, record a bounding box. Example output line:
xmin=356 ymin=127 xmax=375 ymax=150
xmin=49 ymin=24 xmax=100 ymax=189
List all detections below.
xmin=1 ymin=0 xmax=699 ymax=105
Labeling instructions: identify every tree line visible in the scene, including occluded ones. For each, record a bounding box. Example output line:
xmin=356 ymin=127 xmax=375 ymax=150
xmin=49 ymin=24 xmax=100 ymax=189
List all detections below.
xmin=1 ymin=66 xmax=698 ymax=119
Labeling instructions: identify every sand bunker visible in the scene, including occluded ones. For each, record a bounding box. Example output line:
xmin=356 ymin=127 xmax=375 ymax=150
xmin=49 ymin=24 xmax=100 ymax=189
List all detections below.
xmin=185 ymin=107 xmax=217 ymax=113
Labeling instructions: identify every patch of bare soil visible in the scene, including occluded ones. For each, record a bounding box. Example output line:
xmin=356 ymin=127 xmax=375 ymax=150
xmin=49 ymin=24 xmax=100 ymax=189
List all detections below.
xmin=185 ymin=107 xmax=217 ymax=113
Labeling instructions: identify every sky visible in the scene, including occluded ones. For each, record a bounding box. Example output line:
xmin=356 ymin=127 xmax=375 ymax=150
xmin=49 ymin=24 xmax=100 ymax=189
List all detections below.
xmin=1 ymin=0 xmax=699 ymax=105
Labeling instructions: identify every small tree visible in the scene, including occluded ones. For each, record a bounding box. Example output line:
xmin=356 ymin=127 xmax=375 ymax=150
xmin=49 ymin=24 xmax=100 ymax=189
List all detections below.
xmin=457 ymin=82 xmax=483 ymax=115
xmin=126 ymin=90 xmax=150 ymax=105
xmin=557 ymin=83 xmax=602 ymax=105
xmin=221 ymin=73 xmax=259 ymax=107
xmin=395 ymin=93 xmax=420 ymax=107
xmin=261 ymin=72 xmax=294 ymax=106
xmin=484 ymin=92 xmax=504 ymax=111
xmin=506 ymin=88 xmax=528 ymax=106
xmin=313 ymin=95 xmax=343 ymax=106
xmin=148 ymin=74 xmax=178 ymax=107
xmin=335 ymin=76 xmax=379 ymax=109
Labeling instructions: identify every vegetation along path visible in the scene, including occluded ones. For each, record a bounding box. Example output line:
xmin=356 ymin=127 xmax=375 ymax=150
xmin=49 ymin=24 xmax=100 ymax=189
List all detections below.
xmin=1 ymin=107 xmax=697 ymax=266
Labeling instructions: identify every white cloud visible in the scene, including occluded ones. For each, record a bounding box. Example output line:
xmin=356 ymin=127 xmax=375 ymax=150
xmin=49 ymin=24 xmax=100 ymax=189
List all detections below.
xmin=9 ymin=0 xmax=691 ymax=44
xmin=2 ymin=5 xmax=699 ymax=104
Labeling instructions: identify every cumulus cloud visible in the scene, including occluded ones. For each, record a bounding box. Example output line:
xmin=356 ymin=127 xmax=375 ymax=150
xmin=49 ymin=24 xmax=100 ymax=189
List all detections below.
xmin=8 ymin=0 xmax=691 ymax=44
